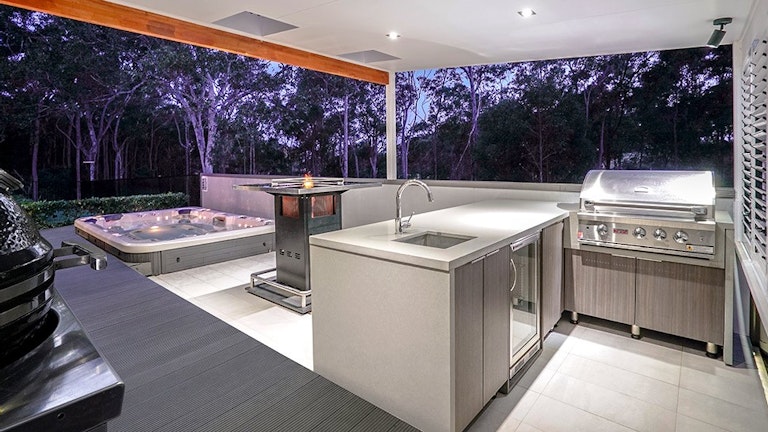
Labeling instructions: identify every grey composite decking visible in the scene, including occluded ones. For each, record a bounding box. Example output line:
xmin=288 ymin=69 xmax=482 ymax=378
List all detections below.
xmin=42 ymin=226 xmax=418 ymax=432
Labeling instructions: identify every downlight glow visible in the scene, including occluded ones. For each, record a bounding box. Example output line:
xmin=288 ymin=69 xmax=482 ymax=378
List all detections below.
xmin=386 ymin=32 xmax=401 ymax=40
xmin=518 ymin=8 xmax=536 ymax=18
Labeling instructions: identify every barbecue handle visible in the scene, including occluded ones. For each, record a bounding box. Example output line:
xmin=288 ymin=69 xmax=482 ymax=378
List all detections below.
xmin=584 ymin=201 xmax=709 ymax=217
xmin=53 ymin=241 xmax=108 ymax=271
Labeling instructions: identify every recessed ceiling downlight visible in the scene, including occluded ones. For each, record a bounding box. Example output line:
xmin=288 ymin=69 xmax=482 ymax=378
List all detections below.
xmin=518 ymin=8 xmax=536 ymax=18
xmin=386 ymin=32 xmax=401 ymax=40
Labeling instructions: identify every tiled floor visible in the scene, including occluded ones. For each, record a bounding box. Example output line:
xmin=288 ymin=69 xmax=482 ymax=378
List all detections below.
xmin=150 ymin=252 xmax=768 ymax=432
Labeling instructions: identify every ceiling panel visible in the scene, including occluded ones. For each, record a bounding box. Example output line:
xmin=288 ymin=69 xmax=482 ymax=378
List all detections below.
xmin=108 ymin=0 xmax=756 ymax=71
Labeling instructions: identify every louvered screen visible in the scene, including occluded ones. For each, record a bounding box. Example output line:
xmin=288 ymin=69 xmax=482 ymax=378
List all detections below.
xmin=741 ymin=39 xmax=768 ymax=264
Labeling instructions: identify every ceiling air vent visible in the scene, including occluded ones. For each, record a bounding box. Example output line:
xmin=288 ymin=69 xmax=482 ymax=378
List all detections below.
xmin=213 ymin=12 xmax=297 ymax=37
xmin=339 ymin=50 xmax=400 ymax=63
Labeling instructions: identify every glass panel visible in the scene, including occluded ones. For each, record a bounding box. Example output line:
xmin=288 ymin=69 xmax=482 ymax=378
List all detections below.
xmin=281 ymin=196 xmax=299 ymax=218
xmin=510 ymin=241 xmax=539 ymax=365
xmin=311 ymin=195 xmax=335 ymax=218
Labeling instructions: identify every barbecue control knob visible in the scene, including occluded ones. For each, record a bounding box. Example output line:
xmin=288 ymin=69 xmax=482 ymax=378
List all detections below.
xmin=673 ymin=230 xmax=689 ymax=244
xmin=633 ymin=227 xmax=646 ymax=239
xmin=653 ymin=228 xmax=667 ymax=240
xmin=596 ymin=224 xmax=609 ymax=237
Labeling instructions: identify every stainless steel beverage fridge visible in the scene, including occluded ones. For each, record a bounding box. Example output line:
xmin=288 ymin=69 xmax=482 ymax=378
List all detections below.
xmin=509 ymin=232 xmax=541 ymax=379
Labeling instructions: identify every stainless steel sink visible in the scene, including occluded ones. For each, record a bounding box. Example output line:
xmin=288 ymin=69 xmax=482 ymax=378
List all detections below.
xmin=395 ymin=231 xmax=476 ymax=249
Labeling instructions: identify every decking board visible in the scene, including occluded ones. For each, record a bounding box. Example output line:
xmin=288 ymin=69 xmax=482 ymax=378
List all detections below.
xmin=42 ymin=226 xmax=417 ymax=432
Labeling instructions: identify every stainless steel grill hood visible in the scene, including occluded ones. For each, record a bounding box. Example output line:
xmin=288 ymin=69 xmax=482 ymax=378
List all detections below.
xmin=577 ymin=170 xmax=717 ymax=259
xmin=579 ymin=170 xmax=716 ymax=220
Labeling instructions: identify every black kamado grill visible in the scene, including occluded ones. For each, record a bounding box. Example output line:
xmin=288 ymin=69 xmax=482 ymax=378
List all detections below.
xmin=0 ymin=169 xmax=125 ymax=432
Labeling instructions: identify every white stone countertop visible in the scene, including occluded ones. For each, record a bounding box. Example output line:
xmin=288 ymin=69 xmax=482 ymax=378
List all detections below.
xmin=309 ymin=199 xmax=569 ymax=271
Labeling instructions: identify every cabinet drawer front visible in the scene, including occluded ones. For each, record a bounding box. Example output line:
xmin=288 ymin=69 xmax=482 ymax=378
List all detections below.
xmin=564 ymin=249 xmax=635 ymax=324
xmin=635 ymin=260 xmax=724 ymax=344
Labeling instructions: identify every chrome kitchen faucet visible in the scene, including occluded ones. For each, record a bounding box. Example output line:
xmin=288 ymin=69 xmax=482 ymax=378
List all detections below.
xmin=395 ymin=179 xmax=434 ymax=234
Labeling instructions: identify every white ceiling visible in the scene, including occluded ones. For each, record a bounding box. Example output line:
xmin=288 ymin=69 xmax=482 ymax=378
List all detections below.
xmin=108 ymin=0 xmax=756 ymax=72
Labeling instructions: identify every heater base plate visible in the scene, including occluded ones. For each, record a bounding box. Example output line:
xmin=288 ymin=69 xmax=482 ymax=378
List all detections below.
xmin=248 ymin=270 xmax=312 ymax=314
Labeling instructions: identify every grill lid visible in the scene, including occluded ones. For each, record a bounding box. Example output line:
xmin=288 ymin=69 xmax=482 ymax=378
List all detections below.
xmin=580 ymin=170 xmax=716 ymax=217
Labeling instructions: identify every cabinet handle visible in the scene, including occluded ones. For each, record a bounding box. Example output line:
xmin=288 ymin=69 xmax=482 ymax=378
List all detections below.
xmin=510 ymin=258 xmax=518 ymax=292
xmin=612 ymin=253 xmax=636 ymax=259
xmin=486 ymin=249 xmax=500 ymax=257
xmin=471 ymin=256 xmax=484 ymax=264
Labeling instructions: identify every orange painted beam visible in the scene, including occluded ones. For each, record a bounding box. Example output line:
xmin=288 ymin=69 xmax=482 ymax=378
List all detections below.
xmin=0 ymin=0 xmax=389 ymax=85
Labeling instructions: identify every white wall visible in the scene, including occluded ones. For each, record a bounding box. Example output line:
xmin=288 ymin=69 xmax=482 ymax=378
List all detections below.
xmin=201 ymin=175 xmax=582 ymax=227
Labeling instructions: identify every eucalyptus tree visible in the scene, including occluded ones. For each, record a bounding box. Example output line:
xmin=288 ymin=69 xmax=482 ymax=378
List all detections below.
xmin=278 ymin=68 xmax=341 ymax=176
xmin=631 ymin=46 xmax=733 ymax=184
xmin=509 ymin=60 xmax=584 ymax=182
xmin=151 ymin=43 xmax=277 ymax=174
xmin=353 ymin=80 xmax=386 ymax=177
xmin=396 ymin=71 xmax=422 ymax=178
xmin=0 ymin=8 xmax=61 ymax=199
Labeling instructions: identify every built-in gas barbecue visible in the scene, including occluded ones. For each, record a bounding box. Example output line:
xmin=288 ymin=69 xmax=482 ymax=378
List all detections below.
xmin=577 ymin=170 xmax=717 ymax=259
xmin=234 ymin=177 xmax=379 ymax=313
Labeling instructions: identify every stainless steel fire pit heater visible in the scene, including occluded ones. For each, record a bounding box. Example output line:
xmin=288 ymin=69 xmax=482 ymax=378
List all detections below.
xmin=234 ymin=177 xmax=379 ymax=313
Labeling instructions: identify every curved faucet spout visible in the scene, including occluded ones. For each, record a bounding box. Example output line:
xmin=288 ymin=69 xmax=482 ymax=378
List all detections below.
xmin=395 ymin=179 xmax=435 ymax=234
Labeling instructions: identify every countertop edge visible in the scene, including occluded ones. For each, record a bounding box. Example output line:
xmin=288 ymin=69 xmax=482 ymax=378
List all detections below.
xmin=309 ymin=201 xmax=568 ymax=272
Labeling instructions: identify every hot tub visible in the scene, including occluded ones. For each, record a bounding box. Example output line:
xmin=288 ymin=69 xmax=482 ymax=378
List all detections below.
xmin=74 ymin=207 xmax=274 ymax=275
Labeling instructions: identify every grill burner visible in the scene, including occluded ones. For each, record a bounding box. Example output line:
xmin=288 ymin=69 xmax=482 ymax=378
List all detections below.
xmin=234 ymin=177 xmax=379 ymax=313
xmin=577 ymin=170 xmax=717 ymax=259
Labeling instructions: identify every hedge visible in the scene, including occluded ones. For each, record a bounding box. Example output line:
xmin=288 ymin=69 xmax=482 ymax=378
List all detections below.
xmin=17 ymin=192 xmax=189 ymax=229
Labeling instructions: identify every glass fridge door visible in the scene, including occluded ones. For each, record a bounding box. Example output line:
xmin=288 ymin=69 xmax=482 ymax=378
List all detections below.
xmin=509 ymin=234 xmax=540 ymax=372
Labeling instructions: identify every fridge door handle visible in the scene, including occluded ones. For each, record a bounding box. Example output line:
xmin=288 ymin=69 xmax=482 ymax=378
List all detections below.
xmin=510 ymin=256 xmax=517 ymax=293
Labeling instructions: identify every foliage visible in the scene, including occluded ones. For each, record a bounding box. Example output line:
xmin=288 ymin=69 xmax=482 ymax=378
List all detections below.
xmin=396 ymin=49 xmax=734 ymax=186
xmin=17 ymin=192 xmax=188 ymax=228
xmin=0 ymin=5 xmax=387 ymax=203
xmin=0 ymin=5 xmax=734 ymax=194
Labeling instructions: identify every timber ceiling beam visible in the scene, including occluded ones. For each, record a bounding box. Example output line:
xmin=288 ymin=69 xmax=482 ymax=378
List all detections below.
xmin=0 ymin=0 xmax=390 ymax=85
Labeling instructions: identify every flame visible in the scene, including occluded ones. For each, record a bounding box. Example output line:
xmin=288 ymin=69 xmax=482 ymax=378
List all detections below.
xmin=302 ymin=173 xmax=314 ymax=189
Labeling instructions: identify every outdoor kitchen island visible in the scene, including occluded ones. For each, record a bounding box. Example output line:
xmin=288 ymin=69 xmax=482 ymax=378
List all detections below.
xmin=309 ymin=199 xmax=569 ymax=432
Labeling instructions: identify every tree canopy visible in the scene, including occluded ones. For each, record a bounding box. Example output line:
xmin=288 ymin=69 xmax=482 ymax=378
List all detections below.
xmin=0 ymin=5 xmax=733 ymax=201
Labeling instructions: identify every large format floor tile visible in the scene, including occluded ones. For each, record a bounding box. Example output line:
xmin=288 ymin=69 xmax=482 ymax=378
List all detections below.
xmin=555 ymin=352 xmax=679 ymax=411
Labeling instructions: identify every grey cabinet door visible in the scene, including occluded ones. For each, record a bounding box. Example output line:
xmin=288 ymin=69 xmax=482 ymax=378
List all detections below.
xmin=541 ymin=222 xmax=564 ymax=334
xmin=483 ymin=246 xmax=510 ymax=402
xmin=454 ymin=257 xmax=484 ymax=431
xmin=636 ymin=259 xmax=725 ymax=344
xmin=564 ymin=249 xmax=635 ymax=325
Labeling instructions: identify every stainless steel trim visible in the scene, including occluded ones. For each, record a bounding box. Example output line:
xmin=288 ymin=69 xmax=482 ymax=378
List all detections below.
xmin=611 ymin=254 xmax=637 ymax=259
xmin=509 ymin=254 xmax=517 ymax=292
xmin=577 ymin=213 xmax=716 ymax=230
xmin=512 ymin=232 xmax=541 ymax=251
xmin=0 ymin=288 xmax=52 ymax=326
xmin=582 ymin=201 xmax=710 ymax=218
xmin=577 ymin=238 xmax=715 ymax=259
xmin=53 ymin=241 xmax=107 ymax=271
xmin=0 ymin=264 xmax=54 ymax=303
xmin=706 ymin=342 xmax=719 ymax=357
xmin=251 ymin=271 xmax=311 ymax=308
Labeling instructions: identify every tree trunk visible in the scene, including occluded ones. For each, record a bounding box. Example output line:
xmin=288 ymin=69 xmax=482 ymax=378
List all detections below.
xmin=31 ymin=106 xmax=41 ymax=200
xmin=75 ymin=118 xmax=83 ymax=200
xmin=598 ymin=117 xmax=606 ymax=169
xmin=453 ymin=66 xmax=482 ymax=179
